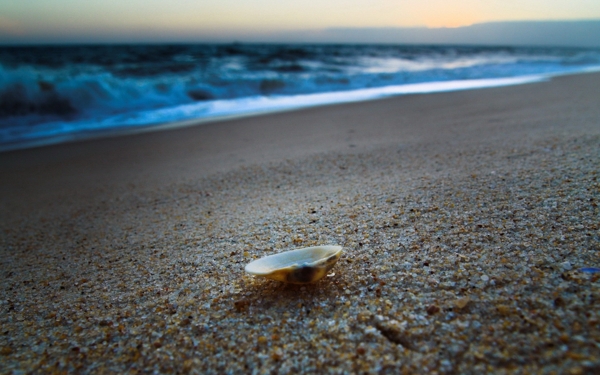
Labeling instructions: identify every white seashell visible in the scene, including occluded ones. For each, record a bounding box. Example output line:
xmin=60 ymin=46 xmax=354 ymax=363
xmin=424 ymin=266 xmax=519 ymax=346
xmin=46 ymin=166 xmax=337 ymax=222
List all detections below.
xmin=244 ymin=245 xmax=343 ymax=284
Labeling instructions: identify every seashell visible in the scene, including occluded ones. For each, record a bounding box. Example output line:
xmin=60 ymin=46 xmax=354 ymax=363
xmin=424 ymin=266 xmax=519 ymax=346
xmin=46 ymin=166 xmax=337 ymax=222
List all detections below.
xmin=244 ymin=245 xmax=343 ymax=284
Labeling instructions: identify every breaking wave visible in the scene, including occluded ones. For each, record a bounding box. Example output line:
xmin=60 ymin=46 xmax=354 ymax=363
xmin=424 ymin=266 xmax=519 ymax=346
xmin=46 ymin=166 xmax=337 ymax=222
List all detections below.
xmin=1 ymin=44 xmax=600 ymax=150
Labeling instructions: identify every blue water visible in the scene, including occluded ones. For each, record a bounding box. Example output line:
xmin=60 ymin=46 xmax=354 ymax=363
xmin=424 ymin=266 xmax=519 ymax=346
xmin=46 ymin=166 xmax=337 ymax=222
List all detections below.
xmin=1 ymin=44 xmax=600 ymax=151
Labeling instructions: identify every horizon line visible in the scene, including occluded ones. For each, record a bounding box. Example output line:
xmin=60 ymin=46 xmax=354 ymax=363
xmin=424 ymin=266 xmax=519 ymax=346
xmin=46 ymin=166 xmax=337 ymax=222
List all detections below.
xmin=1 ymin=19 xmax=600 ymax=47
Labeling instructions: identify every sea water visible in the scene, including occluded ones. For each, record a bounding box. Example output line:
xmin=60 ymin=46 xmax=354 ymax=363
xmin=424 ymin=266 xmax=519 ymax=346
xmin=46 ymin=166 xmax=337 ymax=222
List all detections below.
xmin=1 ymin=44 xmax=599 ymax=151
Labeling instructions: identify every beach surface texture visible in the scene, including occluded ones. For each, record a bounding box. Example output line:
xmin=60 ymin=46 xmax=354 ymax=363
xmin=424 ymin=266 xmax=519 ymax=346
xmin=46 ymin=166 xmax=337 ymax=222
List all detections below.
xmin=1 ymin=72 xmax=599 ymax=374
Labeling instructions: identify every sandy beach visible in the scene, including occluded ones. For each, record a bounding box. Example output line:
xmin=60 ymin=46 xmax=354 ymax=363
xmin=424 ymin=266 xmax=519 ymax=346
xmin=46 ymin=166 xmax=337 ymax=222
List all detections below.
xmin=1 ymin=72 xmax=599 ymax=373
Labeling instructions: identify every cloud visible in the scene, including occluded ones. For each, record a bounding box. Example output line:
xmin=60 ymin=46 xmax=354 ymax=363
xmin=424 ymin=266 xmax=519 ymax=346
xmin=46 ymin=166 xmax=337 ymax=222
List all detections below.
xmin=274 ymin=20 xmax=600 ymax=48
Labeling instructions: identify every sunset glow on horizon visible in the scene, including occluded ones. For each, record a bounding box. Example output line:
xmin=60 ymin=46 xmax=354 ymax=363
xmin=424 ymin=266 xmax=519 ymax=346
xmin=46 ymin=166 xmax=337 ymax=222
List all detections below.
xmin=0 ymin=0 xmax=599 ymax=43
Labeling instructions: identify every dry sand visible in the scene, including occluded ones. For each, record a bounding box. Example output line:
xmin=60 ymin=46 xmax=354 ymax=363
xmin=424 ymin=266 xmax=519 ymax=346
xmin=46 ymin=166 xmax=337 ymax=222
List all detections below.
xmin=1 ymin=72 xmax=599 ymax=374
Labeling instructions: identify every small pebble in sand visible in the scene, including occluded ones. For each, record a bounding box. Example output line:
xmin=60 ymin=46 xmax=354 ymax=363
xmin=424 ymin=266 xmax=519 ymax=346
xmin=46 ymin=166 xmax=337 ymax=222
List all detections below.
xmin=455 ymin=297 xmax=470 ymax=310
xmin=426 ymin=305 xmax=440 ymax=315
xmin=270 ymin=347 xmax=283 ymax=361
xmin=579 ymin=267 xmax=600 ymax=273
xmin=561 ymin=261 xmax=573 ymax=271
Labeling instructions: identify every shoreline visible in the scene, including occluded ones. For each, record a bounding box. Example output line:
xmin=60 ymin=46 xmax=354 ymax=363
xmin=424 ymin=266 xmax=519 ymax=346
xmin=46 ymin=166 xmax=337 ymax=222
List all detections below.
xmin=1 ymin=71 xmax=599 ymax=373
xmin=2 ymin=67 xmax=600 ymax=154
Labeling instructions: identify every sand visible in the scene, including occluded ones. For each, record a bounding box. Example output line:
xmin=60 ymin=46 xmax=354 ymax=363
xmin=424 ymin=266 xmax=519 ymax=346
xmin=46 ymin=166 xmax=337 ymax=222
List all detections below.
xmin=1 ymin=72 xmax=599 ymax=374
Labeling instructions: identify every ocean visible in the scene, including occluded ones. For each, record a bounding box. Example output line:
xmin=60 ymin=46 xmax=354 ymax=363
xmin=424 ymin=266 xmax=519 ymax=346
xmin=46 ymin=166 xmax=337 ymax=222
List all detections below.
xmin=1 ymin=43 xmax=600 ymax=151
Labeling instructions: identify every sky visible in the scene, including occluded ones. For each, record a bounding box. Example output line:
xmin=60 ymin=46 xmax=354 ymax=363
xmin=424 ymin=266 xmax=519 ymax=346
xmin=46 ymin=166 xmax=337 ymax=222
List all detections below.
xmin=1 ymin=0 xmax=600 ymax=44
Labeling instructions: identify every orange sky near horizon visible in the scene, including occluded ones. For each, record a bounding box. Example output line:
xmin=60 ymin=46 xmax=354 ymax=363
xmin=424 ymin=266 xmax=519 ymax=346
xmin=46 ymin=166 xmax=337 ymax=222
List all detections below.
xmin=0 ymin=0 xmax=599 ymax=41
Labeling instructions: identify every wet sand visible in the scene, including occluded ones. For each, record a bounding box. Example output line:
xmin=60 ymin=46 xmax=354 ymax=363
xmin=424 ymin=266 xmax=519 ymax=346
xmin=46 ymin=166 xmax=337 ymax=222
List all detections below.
xmin=1 ymin=73 xmax=599 ymax=373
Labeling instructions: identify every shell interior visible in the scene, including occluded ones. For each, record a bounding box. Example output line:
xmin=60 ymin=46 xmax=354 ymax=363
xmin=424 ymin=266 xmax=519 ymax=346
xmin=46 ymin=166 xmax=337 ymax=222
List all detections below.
xmin=245 ymin=245 xmax=343 ymax=283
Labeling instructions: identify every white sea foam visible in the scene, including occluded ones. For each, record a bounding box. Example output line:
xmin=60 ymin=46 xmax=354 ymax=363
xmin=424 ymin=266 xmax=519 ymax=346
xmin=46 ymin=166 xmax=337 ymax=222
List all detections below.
xmin=1 ymin=44 xmax=600 ymax=150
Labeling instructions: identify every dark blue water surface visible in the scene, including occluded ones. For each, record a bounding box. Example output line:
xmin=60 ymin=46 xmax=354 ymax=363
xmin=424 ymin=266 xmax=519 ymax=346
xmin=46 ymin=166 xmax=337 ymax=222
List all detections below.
xmin=1 ymin=44 xmax=599 ymax=150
